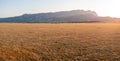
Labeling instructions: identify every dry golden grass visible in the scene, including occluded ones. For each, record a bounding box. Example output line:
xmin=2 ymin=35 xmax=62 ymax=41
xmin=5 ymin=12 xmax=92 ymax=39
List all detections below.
xmin=0 ymin=23 xmax=120 ymax=61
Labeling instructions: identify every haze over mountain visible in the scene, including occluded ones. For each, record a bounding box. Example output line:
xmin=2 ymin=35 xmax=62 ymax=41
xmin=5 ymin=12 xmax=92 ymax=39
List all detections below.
xmin=0 ymin=10 xmax=119 ymax=23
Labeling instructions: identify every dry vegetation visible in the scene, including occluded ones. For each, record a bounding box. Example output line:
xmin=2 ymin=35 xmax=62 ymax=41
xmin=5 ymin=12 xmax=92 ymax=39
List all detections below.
xmin=0 ymin=23 xmax=120 ymax=61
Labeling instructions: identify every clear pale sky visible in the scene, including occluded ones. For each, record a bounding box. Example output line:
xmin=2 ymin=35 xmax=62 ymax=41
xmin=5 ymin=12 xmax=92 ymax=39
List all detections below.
xmin=0 ymin=0 xmax=120 ymax=18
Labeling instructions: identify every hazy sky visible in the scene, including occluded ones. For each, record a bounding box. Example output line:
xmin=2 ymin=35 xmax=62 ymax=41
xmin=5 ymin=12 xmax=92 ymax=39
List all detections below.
xmin=0 ymin=0 xmax=120 ymax=18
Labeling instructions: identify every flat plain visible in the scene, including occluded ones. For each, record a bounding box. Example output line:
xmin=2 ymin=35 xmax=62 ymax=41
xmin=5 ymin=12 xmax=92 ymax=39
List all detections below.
xmin=0 ymin=23 xmax=120 ymax=61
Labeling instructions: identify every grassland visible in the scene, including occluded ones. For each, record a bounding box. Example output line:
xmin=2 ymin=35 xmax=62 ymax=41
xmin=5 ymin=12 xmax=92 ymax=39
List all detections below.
xmin=0 ymin=23 xmax=120 ymax=61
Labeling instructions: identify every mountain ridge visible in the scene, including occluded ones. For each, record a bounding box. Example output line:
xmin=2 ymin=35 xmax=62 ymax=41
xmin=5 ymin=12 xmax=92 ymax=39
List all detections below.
xmin=0 ymin=10 xmax=119 ymax=23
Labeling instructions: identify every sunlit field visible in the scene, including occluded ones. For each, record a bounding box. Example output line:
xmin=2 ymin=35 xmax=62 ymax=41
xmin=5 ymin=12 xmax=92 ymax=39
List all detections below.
xmin=0 ymin=23 xmax=120 ymax=61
